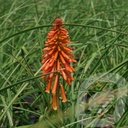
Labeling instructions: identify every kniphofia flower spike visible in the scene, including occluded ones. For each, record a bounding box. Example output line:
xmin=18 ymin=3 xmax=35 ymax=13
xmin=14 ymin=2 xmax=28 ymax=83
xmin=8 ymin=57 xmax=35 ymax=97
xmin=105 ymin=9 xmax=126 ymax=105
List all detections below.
xmin=41 ymin=18 xmax=77 ymax=110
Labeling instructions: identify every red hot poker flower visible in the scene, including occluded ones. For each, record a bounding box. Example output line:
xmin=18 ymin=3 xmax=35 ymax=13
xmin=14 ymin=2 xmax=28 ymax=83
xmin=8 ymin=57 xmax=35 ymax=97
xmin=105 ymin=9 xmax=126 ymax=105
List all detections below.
xmin=41 ymin=18 xmax=77 ymax=110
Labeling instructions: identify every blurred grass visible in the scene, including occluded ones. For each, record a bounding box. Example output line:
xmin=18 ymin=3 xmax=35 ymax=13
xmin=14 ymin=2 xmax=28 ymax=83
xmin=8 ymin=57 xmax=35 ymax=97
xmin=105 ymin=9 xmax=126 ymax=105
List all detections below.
xmin=0 ymin=0 xmax=128 ymax=128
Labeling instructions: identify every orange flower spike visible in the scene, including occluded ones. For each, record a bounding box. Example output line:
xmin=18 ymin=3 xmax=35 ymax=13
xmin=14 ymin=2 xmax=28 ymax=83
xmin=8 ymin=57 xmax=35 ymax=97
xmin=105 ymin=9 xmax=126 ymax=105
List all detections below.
xmin=41 ymin=18 xmax=77 ymax=110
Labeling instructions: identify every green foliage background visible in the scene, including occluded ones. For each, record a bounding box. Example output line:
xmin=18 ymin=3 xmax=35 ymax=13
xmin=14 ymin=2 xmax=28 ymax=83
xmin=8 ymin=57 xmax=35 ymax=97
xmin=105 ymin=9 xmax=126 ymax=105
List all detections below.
xmin=0 ymin=0 xmax=128 ymax=128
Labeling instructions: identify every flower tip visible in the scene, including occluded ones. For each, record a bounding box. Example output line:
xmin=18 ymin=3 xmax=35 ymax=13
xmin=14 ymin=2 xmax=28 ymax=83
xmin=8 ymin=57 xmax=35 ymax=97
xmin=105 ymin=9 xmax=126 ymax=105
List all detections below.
xmin=53 ymin=18 xmax=64 ymax=28
xmin=62 ymin=99 xmax=67 ymax=103
xmin=41 ymin=76 xmax=45 ymax=78
xmin=73 ymin=59 xmax=77 ymax=63
xmin=45 ymin=90 xmax=50 ymax=93
xmin=52 ymin=94 xmax=58 ymax=111
xmin=53 ymin=106 xmax=58 ymax=110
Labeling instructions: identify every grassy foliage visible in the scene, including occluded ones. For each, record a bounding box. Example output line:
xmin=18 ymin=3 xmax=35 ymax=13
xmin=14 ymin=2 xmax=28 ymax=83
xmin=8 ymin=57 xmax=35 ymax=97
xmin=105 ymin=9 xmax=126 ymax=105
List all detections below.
xmin=0 ymin=0 xmax=128 ymax=128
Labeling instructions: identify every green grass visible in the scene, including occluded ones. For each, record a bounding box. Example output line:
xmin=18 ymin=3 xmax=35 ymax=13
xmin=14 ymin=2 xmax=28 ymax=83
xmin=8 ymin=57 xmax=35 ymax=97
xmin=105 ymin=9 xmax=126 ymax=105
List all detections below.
xmin=0 ymin=0 xmax=128 ymax=128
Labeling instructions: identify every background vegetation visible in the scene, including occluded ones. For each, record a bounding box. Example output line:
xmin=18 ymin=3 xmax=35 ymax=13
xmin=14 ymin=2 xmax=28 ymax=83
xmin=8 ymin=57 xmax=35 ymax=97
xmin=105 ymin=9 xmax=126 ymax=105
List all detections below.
xmin=0 ymin=0 xmax=128 ymax=128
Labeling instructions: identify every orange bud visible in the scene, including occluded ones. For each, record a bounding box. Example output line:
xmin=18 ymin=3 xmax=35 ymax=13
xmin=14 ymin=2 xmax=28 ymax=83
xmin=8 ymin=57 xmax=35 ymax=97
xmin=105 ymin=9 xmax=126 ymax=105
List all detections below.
xmin=60 ymin=84 xmax=67 ymax=102
xmin=45 ymin=79 xmax=53 ymax=93
xmin=52 ymin=74 xmax=59 ymax=94
xmin=51 ymin=94 xmax=58 ymax=110
xmin=59 ymin=54 xmax=66 ymax=64
xmin=61 ymin=70 xmax=67 ymax=81
xmin=63 ymin=70 xmax=74 ymax=81
xmin=57 ymin=60 xmax=61 ymax=71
